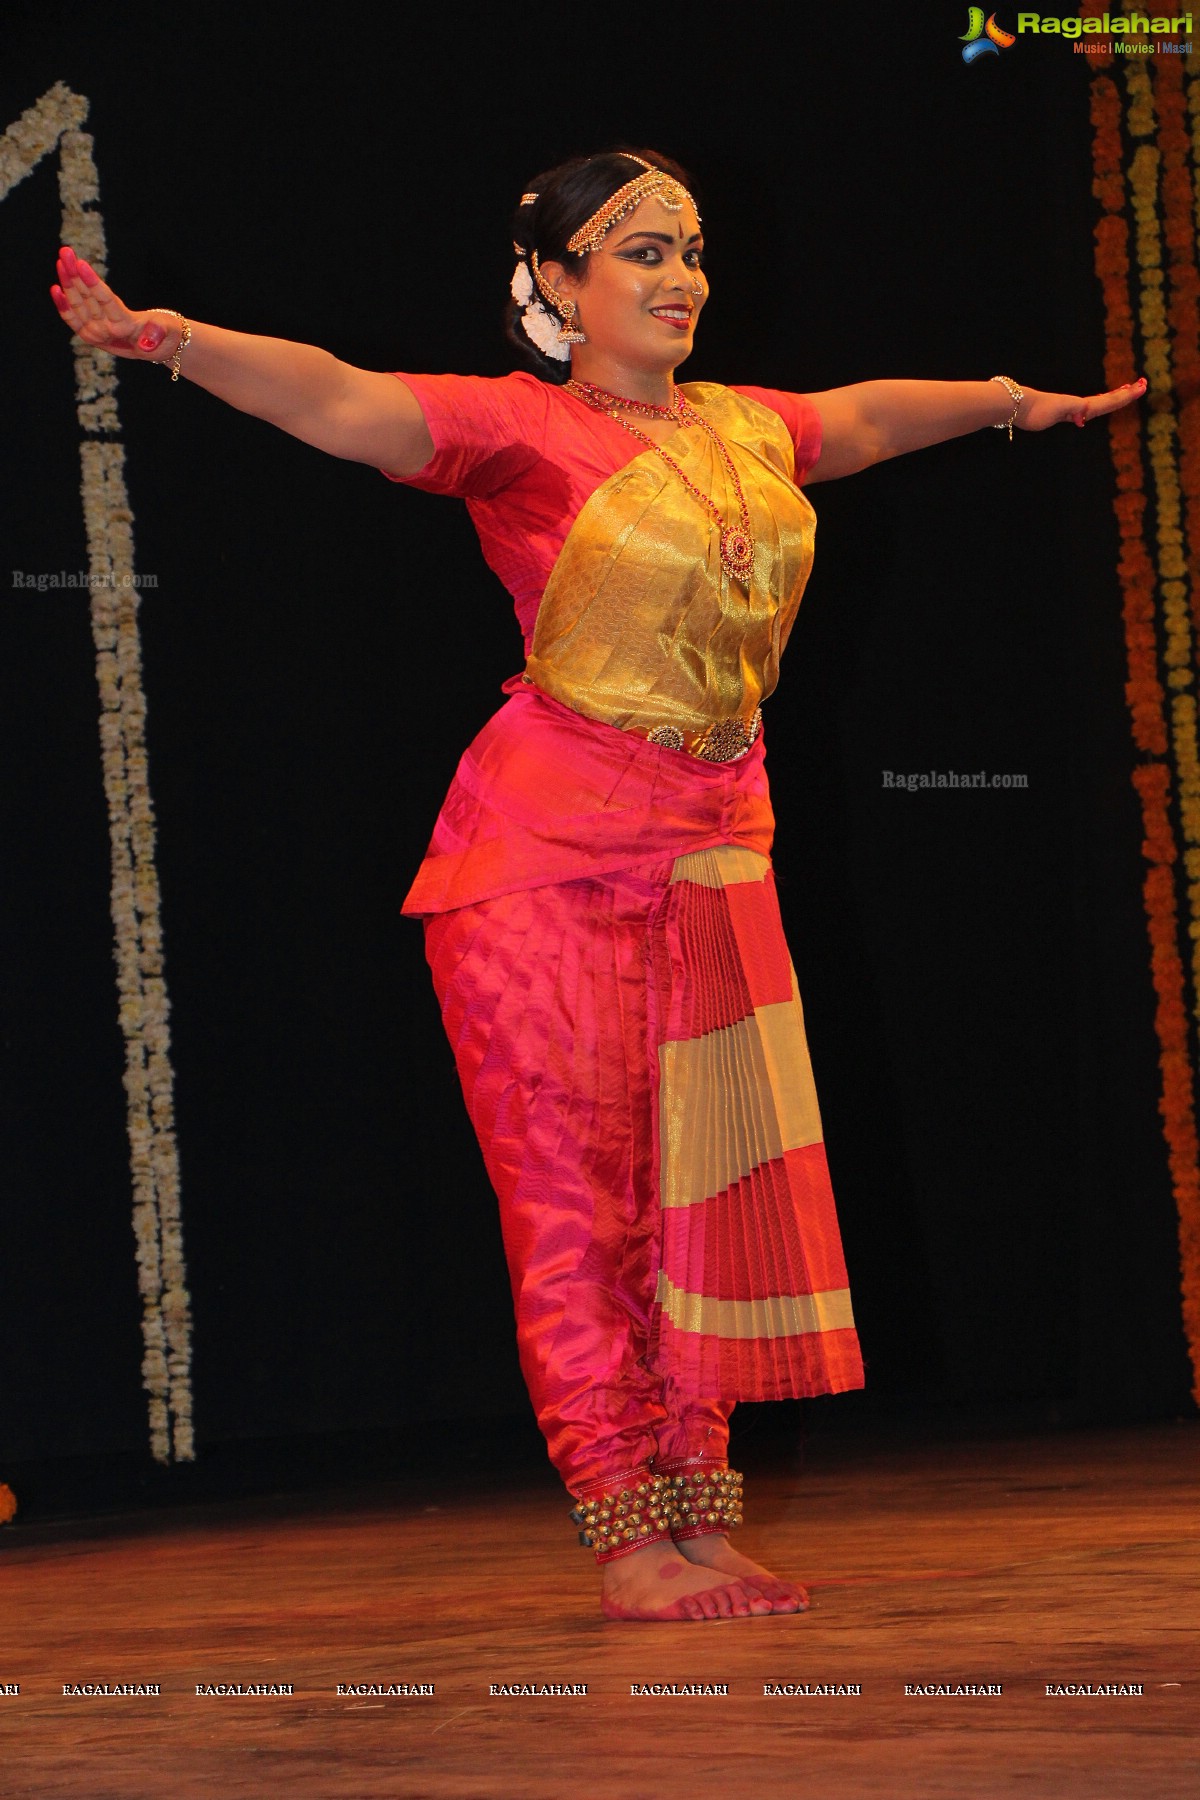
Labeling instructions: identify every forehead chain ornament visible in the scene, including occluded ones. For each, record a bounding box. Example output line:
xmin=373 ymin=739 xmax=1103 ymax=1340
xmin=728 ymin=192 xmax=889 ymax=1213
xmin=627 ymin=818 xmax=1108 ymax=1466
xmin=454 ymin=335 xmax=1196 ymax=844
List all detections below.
xmin=518 ymin=162 xmax=697 ymax=254
xmin=565 ymin=156 xmax=699 ymax=255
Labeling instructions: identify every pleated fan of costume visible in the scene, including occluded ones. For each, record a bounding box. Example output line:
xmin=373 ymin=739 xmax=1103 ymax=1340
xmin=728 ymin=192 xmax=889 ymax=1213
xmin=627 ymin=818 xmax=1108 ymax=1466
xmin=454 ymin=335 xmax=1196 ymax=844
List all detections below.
xmin=646 ymin=845 xmax=863 ymax=1399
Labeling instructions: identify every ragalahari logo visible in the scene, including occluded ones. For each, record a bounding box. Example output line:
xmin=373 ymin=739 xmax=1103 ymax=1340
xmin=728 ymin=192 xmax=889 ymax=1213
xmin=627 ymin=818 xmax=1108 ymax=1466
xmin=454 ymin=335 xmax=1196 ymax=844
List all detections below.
xmin=960 ymin=7 xmax=1017 ymax=59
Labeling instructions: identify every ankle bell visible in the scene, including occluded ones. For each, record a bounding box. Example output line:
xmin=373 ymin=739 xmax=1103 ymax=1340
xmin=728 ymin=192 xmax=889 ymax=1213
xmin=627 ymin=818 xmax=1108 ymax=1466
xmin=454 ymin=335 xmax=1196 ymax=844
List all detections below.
xmin=568 ymin=1473 xmax=675 ymax=1563
xmin=653 ymin=1463 xmax=745 ymax=1538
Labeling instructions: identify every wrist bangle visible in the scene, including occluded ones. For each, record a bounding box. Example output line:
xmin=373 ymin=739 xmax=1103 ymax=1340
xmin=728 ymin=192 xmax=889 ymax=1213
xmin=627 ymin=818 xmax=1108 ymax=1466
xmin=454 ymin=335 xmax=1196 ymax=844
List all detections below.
xmin=989 ymin=374 xmax=1024 ymax=441
xmin=148 ymin=309 xmax=192 ymax=381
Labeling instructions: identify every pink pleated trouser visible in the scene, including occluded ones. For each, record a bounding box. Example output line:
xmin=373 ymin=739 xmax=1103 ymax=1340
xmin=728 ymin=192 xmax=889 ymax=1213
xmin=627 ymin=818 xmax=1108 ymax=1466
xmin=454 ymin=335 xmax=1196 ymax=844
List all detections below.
xmin=425 ymin=858 xmax=731 ymax=1496
xmin=423 ymin=844 xmax=862 ymax=1503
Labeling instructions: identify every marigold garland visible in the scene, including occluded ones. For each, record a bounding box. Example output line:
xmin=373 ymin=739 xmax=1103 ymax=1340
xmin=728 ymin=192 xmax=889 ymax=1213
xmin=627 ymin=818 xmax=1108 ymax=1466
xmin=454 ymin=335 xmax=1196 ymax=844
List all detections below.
xmin=1155 ymin=59 xmax=1200 ymax=648
xmin=0 ymin=84 xmax=194 ymax=1461
xmin=1085 ymin=17 xmax=1200 ymax=1403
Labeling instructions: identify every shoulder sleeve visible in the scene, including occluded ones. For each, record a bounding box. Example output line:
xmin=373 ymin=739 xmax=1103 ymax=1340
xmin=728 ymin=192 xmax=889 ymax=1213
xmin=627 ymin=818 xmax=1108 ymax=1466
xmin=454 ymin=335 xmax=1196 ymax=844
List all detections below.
xmin=379 ymin=371 xmax=547 ymax=498
xmin=730 ymin=385 xmax=823 ymax=484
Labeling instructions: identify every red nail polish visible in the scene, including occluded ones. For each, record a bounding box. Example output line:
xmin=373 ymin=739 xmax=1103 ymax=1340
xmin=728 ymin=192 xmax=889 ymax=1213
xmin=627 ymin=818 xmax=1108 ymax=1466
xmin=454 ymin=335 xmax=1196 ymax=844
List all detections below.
xmin=137 ymin=325 xmax=164 ymax=351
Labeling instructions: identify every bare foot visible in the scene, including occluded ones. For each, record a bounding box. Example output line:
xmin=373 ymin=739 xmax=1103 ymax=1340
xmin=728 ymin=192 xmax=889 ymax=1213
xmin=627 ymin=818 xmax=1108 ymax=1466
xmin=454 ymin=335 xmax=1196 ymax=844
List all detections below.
xmin=600 ymin=1539 xmax=777 ymax=1621
xmin=672 ymin=1533 xmax=808 ymax=1613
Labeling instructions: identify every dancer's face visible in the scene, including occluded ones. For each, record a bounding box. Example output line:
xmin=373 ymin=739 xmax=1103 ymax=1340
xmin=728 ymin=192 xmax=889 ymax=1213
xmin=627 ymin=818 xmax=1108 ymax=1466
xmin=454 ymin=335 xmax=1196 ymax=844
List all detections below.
xmin=546 ymin=195 xmax=707 ymax=381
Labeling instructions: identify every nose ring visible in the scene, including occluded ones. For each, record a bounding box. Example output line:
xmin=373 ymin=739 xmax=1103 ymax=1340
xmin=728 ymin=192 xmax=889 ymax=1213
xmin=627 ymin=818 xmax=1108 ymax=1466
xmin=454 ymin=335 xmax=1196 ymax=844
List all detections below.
xmin=691 ymin=280 xmax=703 ymax=295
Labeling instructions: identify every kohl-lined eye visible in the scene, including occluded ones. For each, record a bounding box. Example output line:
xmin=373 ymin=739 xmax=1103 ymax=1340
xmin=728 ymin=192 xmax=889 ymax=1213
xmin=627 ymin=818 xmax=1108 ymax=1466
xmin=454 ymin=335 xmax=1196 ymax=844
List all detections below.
xmin=618 ymin=244 xmax=705 ymax=269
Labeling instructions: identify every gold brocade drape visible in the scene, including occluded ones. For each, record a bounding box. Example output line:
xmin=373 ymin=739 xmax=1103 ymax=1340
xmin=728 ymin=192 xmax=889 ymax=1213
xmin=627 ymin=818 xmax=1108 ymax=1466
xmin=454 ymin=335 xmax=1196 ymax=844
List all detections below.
xmin=525 ymin=384 xmax=818 ymax=742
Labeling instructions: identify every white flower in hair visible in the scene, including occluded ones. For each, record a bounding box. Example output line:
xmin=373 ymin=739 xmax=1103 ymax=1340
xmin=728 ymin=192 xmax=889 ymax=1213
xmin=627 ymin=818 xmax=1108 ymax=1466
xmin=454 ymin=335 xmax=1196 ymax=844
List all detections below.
xmin=520 ymin=299 xmax=570 ymax=362
xmin=510 ymin=259 xmax=534 ymax=306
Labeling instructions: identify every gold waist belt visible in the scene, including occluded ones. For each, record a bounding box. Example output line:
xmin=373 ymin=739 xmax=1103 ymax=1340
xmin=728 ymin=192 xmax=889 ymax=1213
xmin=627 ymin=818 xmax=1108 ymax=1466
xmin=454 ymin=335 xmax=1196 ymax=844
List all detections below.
xmin=646 ymin=709 xmax=763 ymax=763
xmin=521 ymin=674 xmax=762 ymax=763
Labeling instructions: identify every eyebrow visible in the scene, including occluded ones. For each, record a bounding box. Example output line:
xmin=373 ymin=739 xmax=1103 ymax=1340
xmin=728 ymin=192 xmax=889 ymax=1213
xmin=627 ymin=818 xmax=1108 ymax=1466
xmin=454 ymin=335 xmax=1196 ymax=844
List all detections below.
xmin=611 ymin=228 xmax=704 ymax=249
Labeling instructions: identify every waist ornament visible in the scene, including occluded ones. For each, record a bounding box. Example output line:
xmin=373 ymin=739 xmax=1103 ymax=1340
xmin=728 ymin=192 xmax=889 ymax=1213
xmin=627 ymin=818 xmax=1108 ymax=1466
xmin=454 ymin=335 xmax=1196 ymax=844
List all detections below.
xmin=520 ymin=673 xmax=762 ymax=763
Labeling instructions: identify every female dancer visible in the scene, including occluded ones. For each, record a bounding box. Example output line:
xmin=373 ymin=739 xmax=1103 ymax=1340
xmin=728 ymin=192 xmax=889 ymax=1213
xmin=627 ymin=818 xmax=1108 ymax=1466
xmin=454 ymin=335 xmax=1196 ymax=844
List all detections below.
xmin=50 ymin=149 xmax=1143 ymax=1623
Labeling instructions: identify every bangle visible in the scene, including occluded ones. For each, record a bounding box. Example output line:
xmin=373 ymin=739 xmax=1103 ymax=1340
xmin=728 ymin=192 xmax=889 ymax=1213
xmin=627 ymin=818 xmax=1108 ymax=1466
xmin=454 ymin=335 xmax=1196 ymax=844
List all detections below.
xmin=989 ymin=374 xmax=1024 ymax=440
xmin=148 ymin=309 xmax=192 ymax=382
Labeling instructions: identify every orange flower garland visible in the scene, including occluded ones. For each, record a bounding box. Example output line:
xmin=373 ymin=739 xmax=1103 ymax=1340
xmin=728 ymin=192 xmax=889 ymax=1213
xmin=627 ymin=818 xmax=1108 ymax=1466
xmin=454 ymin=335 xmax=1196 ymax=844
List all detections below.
xmin=1085 ymin=16 xmax=1200 ymax=1403
xmin=1155 ymin=60 xmax=1200 ymax=640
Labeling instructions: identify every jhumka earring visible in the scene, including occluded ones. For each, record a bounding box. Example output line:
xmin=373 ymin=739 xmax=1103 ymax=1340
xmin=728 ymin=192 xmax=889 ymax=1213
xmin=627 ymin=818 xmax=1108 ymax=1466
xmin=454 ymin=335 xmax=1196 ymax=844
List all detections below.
xmin=557 ymin=298 xmax=587 ymax=346
xmin=530 ymin=249 xmax=588 ymax=347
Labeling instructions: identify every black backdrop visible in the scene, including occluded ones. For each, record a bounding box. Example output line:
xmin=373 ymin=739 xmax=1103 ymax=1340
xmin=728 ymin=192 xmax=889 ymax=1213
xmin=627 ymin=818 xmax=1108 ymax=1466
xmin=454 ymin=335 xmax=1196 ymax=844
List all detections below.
xmin=2 ymin=4 xmax=1193 ymax=1505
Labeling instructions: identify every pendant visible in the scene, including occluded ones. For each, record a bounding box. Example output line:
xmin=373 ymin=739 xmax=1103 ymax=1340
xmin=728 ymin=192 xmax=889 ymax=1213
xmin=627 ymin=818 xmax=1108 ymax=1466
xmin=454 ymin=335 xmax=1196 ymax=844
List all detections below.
xmin=719 ymin=526 xmax=754 ymax=585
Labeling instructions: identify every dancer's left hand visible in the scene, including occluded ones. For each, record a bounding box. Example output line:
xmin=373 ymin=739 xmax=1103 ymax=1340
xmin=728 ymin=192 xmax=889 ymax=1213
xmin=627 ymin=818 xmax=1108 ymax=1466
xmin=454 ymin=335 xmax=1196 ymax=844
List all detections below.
xmin=1016 ymin=377 xmax=1147 ymax=429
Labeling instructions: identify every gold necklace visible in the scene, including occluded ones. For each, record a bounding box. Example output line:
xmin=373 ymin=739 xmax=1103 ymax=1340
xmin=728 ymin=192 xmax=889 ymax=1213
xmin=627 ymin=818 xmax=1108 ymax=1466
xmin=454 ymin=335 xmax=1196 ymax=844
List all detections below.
xmin=565 ymin=379 xmax=755 ymax=586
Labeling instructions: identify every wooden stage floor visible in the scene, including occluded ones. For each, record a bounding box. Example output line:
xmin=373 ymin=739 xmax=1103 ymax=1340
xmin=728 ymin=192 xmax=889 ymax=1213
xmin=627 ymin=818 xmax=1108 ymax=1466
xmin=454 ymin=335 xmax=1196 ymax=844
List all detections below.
xmin=1 ymin=1420 xmax=1196 ymax=1799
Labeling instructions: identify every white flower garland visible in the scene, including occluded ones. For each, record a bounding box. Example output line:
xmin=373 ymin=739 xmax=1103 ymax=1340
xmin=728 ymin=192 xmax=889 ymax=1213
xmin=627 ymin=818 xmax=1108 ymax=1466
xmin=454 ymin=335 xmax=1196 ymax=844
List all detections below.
xmin=511 ymin=256 xmax=569 ymax=363
xmin=0 ymin=83 xmax=194 ymax=1463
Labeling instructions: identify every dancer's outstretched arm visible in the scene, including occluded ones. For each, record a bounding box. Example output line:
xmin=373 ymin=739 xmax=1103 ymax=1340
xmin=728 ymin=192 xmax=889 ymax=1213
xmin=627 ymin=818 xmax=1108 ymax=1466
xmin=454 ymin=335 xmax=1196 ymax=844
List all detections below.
xmin=802 ymin=375 xmax=1147 ymax=483
xmin=49 ymin=245 xmax=433 ymax=476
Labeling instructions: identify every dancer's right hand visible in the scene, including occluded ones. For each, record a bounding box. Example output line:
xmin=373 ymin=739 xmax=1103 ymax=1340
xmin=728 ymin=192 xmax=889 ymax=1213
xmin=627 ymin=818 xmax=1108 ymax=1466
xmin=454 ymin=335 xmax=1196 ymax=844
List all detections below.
xmin=50 ymin=244 xmax=183 ymax=364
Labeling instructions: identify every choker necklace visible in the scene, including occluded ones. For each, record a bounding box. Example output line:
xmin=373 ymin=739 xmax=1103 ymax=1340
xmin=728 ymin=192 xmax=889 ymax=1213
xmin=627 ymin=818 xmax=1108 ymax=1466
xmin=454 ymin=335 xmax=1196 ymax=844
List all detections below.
xmin=564 ymin=378 xmax=755 ymax=586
